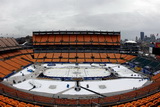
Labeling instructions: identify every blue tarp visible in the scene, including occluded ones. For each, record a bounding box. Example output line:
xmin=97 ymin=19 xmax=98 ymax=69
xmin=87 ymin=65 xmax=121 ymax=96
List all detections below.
xmin=27 ymin=69 xmax=33 ymax=72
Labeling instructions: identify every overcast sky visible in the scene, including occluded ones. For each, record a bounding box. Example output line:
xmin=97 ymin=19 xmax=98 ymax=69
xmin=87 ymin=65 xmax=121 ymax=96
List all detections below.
xmin=0 ymin=0 xmax=160 ymax=40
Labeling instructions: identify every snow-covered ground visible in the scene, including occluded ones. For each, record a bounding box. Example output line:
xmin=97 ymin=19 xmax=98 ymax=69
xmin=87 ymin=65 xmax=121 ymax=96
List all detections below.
xmin=5 ymin=63 xmax=150 ymax=97
xmin=106 ymin=64 xmax=141 ymax=77
xmin=10 ymin=65 xmax=36 ymax=77
xmin=13 ymin=78 xmax=148 ymax=95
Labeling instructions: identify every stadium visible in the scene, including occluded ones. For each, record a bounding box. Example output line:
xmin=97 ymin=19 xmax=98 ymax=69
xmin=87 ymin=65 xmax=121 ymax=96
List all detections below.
xmin=0 ymin=31 xmax=160 ymax=107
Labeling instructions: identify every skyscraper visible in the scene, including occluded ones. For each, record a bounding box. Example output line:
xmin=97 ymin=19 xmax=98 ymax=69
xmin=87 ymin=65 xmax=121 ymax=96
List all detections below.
xmin=135 ymin=36 xmax=138 ymax=42
xmin=150 ymin=34 xmax=156 ymax=42
xmin=140 ymin=32 xmax=144 ymax=41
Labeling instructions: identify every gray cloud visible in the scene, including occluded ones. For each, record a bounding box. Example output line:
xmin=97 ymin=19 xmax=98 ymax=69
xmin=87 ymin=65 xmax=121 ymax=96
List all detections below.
xmin=0 ymin=0 xmax=160 ymax=40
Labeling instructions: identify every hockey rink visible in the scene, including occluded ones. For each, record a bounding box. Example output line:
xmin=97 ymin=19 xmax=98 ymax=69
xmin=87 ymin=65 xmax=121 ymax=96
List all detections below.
xmin=5 ymin=63 xmax=150 ymax=97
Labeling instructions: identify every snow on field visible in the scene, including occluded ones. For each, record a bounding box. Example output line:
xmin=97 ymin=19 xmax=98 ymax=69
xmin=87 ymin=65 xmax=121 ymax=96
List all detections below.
xmin=106 ymin=64 xmax=142 ymax=77
xmin=13 ymin=78 xmax=148 ymax=95
xmin=10 ymin=65 xmax=35 ymax=77
xmin=64 ymin=78 xmax=147 ymax=95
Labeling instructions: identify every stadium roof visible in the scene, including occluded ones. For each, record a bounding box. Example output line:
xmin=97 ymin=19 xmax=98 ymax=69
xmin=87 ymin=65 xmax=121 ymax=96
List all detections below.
xmin=33 ymin=31 xmax=120 ymax=35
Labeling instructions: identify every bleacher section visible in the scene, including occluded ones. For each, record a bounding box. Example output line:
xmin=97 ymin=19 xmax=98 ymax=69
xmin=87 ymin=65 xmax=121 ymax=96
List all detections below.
xmin=33 ymin=31 xmax=121 ymax=53
xmin=0 ymin=37 xmax=21 ymax=51
xmin=33 ymin=52 xmax=135 ymax=63
xmin=33 ymin=31 xmax=120 ymax=46
xmin=32 ymin=31 xmax=135 ymax=64
xmin=113 ymin=92 xmax=160 ymax=107
xmin=131 ymin=56 xmax=160 ymax=73
xmin=0 ymin=49 xmax=34 ymax=79
xmin=0 ymin=38 xmax=34 ymax=79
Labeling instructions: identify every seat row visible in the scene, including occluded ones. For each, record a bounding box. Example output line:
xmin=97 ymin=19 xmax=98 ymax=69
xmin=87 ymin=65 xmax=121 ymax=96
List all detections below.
xmin=0 ymin=95 xmax=41 ymax=107
xmin=0 ymin=49 xmax=33 ymax=59
xmin=34 ymin=53 xmax=135 ymax=63
xmin=34 ymin=53 xmax=135 ymax=60
xmin=36 ymin=58 xmax=125 ymax=63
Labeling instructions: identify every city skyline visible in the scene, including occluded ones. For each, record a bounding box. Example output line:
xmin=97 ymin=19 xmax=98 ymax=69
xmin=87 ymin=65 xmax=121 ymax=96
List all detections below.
xmin=0 ymin=0 xmax=160 ymax=40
